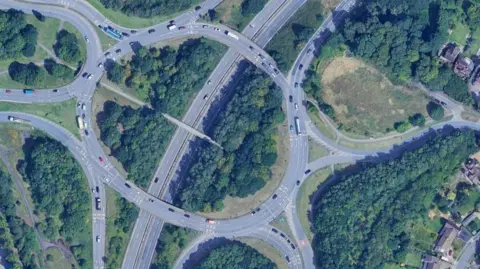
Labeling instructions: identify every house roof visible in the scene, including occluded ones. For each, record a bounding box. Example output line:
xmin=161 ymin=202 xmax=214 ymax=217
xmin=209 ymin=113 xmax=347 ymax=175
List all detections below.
xmin=442 ymin=44 xmax=461 ymax=63
xmin=423 ymin=255 xmax=452 ymax=269
xmin=435 ymin=222 xmax=460 ymax=253
xmin=454 ymin=56 xmax=474 ymax=79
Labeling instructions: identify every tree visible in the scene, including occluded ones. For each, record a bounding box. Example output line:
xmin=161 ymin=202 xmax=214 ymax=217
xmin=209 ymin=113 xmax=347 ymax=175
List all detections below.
xmin=408 ymin=113 xmax=426 ymax=127
xmin=54 ymin=30 xmax=81 ymax=63
xmin=0 ymin=9 xmax=38 ymax=60
xmin=427 ymin=102 xmax=444 ymax=120
xmin=241 ymin=0 xmax=268 ymax=16
xmin=8 ymin=62 xmax=45 ymax=86
xmin=394 ymin=121 xmax=411 ymax=133
xmin=106 ymin=62 xmax=125 ymax=83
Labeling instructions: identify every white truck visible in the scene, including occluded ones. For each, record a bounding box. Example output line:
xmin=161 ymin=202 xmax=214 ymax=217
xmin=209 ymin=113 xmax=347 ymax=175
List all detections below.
xmin=8 ymin=116 xmax=28 ymax=124
xmin=225 ymin=31 xmax=239 ymax=40
xmin=167 ymin=24 xmax=177 ymax=30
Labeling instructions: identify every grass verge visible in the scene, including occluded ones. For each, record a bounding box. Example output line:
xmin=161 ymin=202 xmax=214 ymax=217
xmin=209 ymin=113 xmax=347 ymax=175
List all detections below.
xmin=265 ymin=0 xmax=325 ymax=72
xmin=307 ymin=105 xmax=337 ymax=140
xmin=308 ymin=138 xmax=329 ymax=162
xmin=296 ymin=168 xmax=332 ymax=241
xmin=0 ymin=99 xmax=80 ymax=139
xmin=270 ymin=212 xmax=295 ymax=241
xmin=86 ymin=0 xmax=200 ymax=29
xmin=209 ymin=0 xmax=266 ymax=31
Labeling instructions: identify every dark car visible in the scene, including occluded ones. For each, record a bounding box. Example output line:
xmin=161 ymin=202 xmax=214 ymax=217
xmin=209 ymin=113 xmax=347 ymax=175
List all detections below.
xmin=251 ymin=210 xmax=257 ymax=215
xmin=289 ymin=95 xmax=293 ymax=102
xmin=272 ymin=194 xmax=278 ymax=199
xmin=441 ymin=101 xmax=447 ymax=106
xmin=121 ymin=32 xmax=130 ymax=37
xmin=115 ymin=49 xmax=121 ymax=53
xmin=154 ymin=177 xmax=159 ymax=183
xmin=271 ymin=228 xmax=278 ymax=233
xmin=195 ymin=6 xmax=201 ymax=11
xmin=304 ymin=169 xmax=311 ymax=174
xmin=291 ymin=244 xmax=296 ymax=249
xmin=53 ymin=89 xmax=58 ymax=92
xmin=285 ymin=256 xmax=290 ymax=263
xmin=104 ymin=51 xmax=111 ymax=56
xmin=299 ymin=64 xmax=304 ymax=70
xmin=249 ymin=45 xmax=254 ymax=51
xmin=307 ymin=48 xmax=312 ymax=53
xmin=84 ymin=129 xmax=89 ymax=136
xmin=296 ymin=180 xmax=300 ymax=185
xmin=148 ymin=198 xmax=154 ymax=202
xmin=148 ymin=29 xmax=155 ymax=34
xmin=124 ymin=183 xmax=131 ymax=188
xmin=184 ymin=214 xmax=190 ymax=218
xmin=96 ymin=186 xmax=99 ymax=192
xmin=82 ymin=113 xmax=86 ymax=119
xmin=178 ymin=26 xmax=186 ymax=30
xmin=82 ymin=72 xmax=88 ymax=78
xmin=280 ymin=233 xmax=285 ymax=238
xmin=130 ymin=30 xmax=137 ymax=34
xmin=294 ymin=82 xmax=298 ymax=88
xmin=168 ymin=208 xmax=175 ymax=212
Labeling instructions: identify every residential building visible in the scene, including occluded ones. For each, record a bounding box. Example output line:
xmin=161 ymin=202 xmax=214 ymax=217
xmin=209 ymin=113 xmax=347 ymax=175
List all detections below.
xmin=440 ymin=43 xmax=461 ymax=64
xmin=422 ymin=255 xmax=453 ymax=269
xmin=453 ymin=56 xmax=475 ymax=80
xmin=434 ymin=222 xmax=460 ymax=260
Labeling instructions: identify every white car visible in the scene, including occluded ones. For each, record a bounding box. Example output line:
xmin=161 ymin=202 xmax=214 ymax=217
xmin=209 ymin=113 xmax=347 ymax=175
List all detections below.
xmin=98 ymin=63 xmax=103 ymax=68
xmin=87 ymin=74 xmax=93 ymax=80
xmin=84 ymin=36 xmax=89 ymax=43
xmin=96 ymin=236 xmax=100 ymax=242
xmin=207 ymin=80 xmax=211 ymax=85
xmin=294 ymin=103 xmax=298 ymax=110
xmin=84 ymin=122 xmax=88 ymax=128
xmin=82 ymin=104 xmax=86 ymax=110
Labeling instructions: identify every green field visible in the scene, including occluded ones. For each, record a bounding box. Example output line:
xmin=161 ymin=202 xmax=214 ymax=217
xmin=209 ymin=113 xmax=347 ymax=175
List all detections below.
xmin=86 ymin=0 xmax=200 ymax=28
xmin=270 ymin=213 xmax=295 ymax=241
xmin=92 ymin=23 xmax=118 ymax=52
xmin=0 ymin=99 xmax=79 ymax=139
xmin=321 ymin=65 xmax=430 ymax=137
xmin=449 ymin=21 xmax=469 ymax=46
xmin=307 ymin=104 xmax=337 ymax=141
xmin=45 ymin=247 xmax=75 ymax=269
xmin=308 ymin=139 xmax=329 ymax=162
xmin=265 ymin=0 xmax=325 ymax=72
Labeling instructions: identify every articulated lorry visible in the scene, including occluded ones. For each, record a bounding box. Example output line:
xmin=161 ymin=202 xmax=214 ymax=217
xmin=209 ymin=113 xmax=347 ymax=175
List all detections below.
xmin=8 ymin=116 xmax=29 ymax=124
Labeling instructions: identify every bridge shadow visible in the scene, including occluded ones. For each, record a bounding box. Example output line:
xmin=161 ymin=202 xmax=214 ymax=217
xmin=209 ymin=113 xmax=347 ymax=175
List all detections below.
xmin=308 ymin=124 xmax=477 ymax=267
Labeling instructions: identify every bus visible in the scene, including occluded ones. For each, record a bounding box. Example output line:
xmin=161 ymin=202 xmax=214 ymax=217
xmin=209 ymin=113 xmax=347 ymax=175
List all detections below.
xmin=105 ymin=28 xmax=123 ymax=40
xmin=77 ymin=116 xmax=84 ymax=130
xmin=294 ymin=117 xmax=301 ymax=135
xmin=23 ymin=89 xmax=35 ymax=94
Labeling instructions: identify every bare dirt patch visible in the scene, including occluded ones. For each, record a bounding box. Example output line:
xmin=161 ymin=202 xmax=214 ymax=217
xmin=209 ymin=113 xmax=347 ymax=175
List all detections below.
xmin=321 ymin=57 xmax=364 ymax=84
xmin=199 ymin=123 xmax=290 ymax=219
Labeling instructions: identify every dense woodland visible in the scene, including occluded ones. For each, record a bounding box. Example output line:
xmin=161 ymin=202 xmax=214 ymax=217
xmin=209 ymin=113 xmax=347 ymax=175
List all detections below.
xmin=312 ymin=130 xmax=477 ymax=268
xmin=18 ymin=136 xmax=92 ymax=268
xmin=100 ymin=38 xmax=225 ymax=187
xmin=99 ymin=0 xmax=201 ymax=18
xmin=150 ymin=224 xmax=197 ymax=269
xmin=0 ymin=170 xmax=40 ymax=269
xmin=193 ymin=242 xmax=277 ymax=269
xmin=338 ymin=0 xmax=478 ymax=105
xmin=176 ymin=66 xmax=284 ymax=212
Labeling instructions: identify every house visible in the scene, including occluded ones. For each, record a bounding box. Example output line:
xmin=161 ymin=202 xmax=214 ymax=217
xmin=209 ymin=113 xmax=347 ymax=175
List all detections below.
xmin=462 ymin=158 xmax=480 ymax=185
xmin=453 ymin=56 xmax=475 ymax=79
xmin=440 ymin=43 xmax=461 ymax=64
xmin=434 ymin=222 xmax=460 ymax=260
xmin=422 ymin=255 xmax=453 ymax=269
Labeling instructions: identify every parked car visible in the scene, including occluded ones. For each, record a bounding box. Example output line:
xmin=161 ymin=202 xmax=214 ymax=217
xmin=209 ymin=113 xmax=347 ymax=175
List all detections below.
xmin=272 ymin=194 xmax=278 ymax=199
xmin=304 ymin=169 xmax=311 ymax=174
xmin=148 ymin=29 xmax=155 ymax=34
xmin=5 ymin=90 xmax=11 ymax=93
xmin=130 ymin=30 xmax=137 ymax=34
xmin=168 ymin=208 xmax=175 ymax=212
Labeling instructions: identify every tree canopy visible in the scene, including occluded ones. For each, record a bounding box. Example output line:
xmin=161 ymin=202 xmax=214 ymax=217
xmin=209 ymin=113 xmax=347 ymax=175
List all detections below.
xmin=0 ymin=9 xmax=38 ymax=60
xmin=8 ymin=61 xmax=45 ymax=86
xmin=98 ymin=0 xmax=201 ymax=18
xmin=18 ymin=136 xmax=92 ymax=268
xmin=176 ymin=65 xmax=284 ymax=212
xmin=339 ymin=0 xmax=475 ymax=104
xmin=54 ymin=29 xmax=82 ymax=64
xmin=99 ymin=38 xmax=225 ymax=188
xmin=193 ymin=242 xmax=277 ymax=269
xmin=312 ymin=129 xmax=477 ymax=268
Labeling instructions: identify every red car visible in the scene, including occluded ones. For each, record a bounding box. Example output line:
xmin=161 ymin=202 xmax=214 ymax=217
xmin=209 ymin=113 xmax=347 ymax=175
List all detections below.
xmin=178 ymin=26 xmax=186 ymax=30
xmin=98 ymin=157 xmax=104 ymax=163
xmin=5 ymin=90 xmax=11 ymax=93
